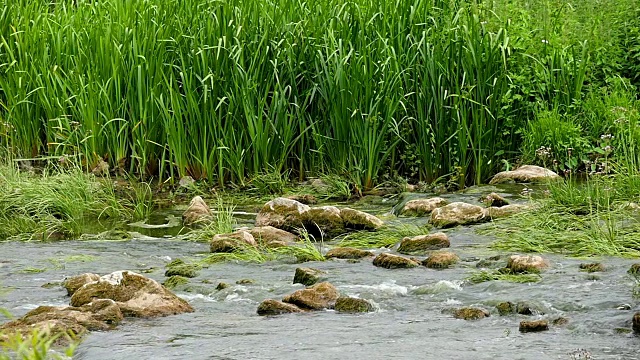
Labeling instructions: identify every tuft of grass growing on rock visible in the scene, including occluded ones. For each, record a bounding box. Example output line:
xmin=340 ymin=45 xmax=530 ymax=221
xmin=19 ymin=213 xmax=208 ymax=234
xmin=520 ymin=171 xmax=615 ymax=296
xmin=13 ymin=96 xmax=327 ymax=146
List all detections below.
xmin=465 ymin=270 xmax=542 ymax=284
xmin=337 ymin=224 xmax=426 ymax=249
xmin=187 ymin=197 xmax=237 ymax=241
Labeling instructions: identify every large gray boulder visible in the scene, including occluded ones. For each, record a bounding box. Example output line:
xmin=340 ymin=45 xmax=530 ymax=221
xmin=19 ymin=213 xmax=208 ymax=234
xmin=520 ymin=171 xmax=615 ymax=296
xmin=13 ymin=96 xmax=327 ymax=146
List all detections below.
xmin=490 ymin=165 xmax=560 ymax=184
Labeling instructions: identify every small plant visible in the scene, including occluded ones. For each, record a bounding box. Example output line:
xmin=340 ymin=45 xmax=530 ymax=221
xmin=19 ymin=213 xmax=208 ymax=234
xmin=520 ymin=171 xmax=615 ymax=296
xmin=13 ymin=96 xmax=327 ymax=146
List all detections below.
xmin=187 ymin=197 xmax=236 ymax=241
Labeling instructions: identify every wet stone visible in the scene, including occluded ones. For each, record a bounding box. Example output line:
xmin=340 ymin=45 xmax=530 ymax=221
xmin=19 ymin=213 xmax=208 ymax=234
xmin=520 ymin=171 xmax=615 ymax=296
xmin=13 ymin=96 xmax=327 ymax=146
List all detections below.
xmin=216 ymin=282 xmax=230 ymax=290
xmin=496 ymin=302 xmax=516 ymax=316
xmin=481 ymin=192 xmax=509 ymax=207
xmin=163 ymin=275 xmax=189 ymax=290
xmin=257 ymin=299 xmax=304 ymax=316
xmin=63 ymin=273 xmax=100 ymax=296
xmin=579 ymin=262 xmax=605 ymax=273
xmin=506 ymin=255 xmax=549 ymax=273
xmin=236 ymin=279 xmax=254 ymax=285
xmin=453 ymin=307 xmax=489 ymax=321
xmin=422 ymin=251 xmax=459 ymax=269
xmin=182 ymin=196 xmax=212 ymax=226
xmin=628 ymin=263 xmax=640 ymax=276
xmin=372 ymin=253 xmax=420 ymax=269
xmin=519 ymin=319 xmax=549 ymax=333
xmin=325 ymin=247 xmax=374 ymax=260
xmin=633 ymin=312 xmax=640 ymax=334
xmin=400 ymin=197 xmax=448 ymax=216
xmin=552 ymin=317 xmax=569 ymax=326
xmin=334 ymin=297 xmax=374 ymax=313
xmin=340 ymin=208 xmax=384 ymax=230
xmin=293 ymin=267 xmax=326 ymax=286
xmin=282 ymin=282 xmax=339 ymax=310
xmin=490 ymin=165 xmax=560 ymax=184
xmin=397 ymin=233 xmax=450 ymax=254
xmin=165 ymin=264 xmax=199 ymax=278
xmin=516 ymin=302 xmax=544 ymax=316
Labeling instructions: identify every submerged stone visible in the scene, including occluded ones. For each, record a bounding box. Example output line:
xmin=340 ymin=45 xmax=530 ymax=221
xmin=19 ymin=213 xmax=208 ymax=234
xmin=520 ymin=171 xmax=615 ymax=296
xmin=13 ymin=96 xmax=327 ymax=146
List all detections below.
xmin=453 ymin=307 xmax=489 ymax=320
xmin=163 ymin=275 xmax=189 ymax=290
xmin=334 ymin=297 xmax=374 ymax=313
xmin=496 ymin=302 xmax=516 ymax=316
xmin=489 ymin=165 xmax=561 ymax=184
xmin=400 ymin=198 xmax=448 ymax=216
xmin=164 ymin=263 xmax=199 ymax=278
xmin=422 ymin=251 xmax=459 ymax=269
xmin=633 ymin=313 xmax=640 ymax=334
xmin=293 ymin=267 xmax=326 ymax=286
xmin=506 ymin=255 xmax=549 ymax=273
xmin=398 ymin=233 xmax=450 ymax=254
xmin=216 ymin=282 xmax=230 ymax=290
xmin=372 ymin=253 xmax=420 ymax=269
xmin=257 ymin=299 xmax=304 ymax=316
xmin=579 ymin=262 xmax=606 ymax=273
xmin=481 ymin=193 xmax=509 ymax=207
xmin=519 ymin=319 xmax=549 ymax=333
xmin=63 ymin=273 xmax=100 ymax=296
xmin=325 ymin=247 xmax=374 ymax=260
xmin=430 ymin=202 xmax=487 ymax=228
xmin=236 ymin=279 xmax=255 ymax=285
xmin=182 ymin=196 xmax=212 ymax=226
xmin=70 ymin=271 xmax=194 ymax=317
xmin=282 ymin=282 xmax=339 ymax=310
xmin=552 ymin=317 xmax=569 ymax=326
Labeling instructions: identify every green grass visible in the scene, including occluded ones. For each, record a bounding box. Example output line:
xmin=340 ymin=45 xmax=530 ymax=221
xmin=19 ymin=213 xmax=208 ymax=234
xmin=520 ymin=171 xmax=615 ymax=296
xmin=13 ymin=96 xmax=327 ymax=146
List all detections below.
xmin=337 ymin=224 xmax=426 ymax=249
xmin=0 ymin=327 xmax=77 ymax=360
xmin=3 ymin=0 xmax=637 ymax=187
xmin=186 ymin=197 xmax=237 ymax=241
xmin=465 ymin=270 xmax=542 ymax=284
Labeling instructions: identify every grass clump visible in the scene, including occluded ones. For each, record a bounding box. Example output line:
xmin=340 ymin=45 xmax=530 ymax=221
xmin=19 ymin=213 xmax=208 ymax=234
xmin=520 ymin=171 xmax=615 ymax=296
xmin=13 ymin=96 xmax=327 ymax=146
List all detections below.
xmin=186 ymin=198 xmax=236 ymax=241
xmin=337 ymin=224 xmax=426 ymax=249
xmin=465 ymin=270 xmax=542 ymax=285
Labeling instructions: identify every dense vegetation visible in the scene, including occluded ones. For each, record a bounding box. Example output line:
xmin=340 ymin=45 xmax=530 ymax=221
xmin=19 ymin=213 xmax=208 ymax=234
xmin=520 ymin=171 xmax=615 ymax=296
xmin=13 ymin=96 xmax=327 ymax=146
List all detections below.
xmin=1 ymin=0 xmax=638 ymax=190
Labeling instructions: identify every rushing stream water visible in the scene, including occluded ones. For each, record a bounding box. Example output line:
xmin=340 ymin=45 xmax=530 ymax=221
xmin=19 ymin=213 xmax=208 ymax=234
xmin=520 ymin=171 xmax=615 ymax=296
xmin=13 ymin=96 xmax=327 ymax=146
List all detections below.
xmin=1 ymin=186 xmax=639 ymax=359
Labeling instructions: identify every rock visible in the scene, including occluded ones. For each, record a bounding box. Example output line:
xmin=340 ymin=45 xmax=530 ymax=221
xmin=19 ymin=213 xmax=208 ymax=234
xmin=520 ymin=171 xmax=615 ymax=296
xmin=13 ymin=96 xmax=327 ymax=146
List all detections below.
xmin=248 ymin=226 xmax=298 ymax=248
xmin=325 ymin=247 xmax=374 ymax=260
xmin=305 ymin=206 xmax=345 ymax=237
xmin=453 ymin=307 xmax=489 ymax=320
xmin=286 ymin=194 xmax=318 ymax=205
xmin=633 ymin=313 xmax=640 ymax=333
xmin=63 ymin=273 xmax=100 ymax=296
xmin=340 ymin=208 xmax=384 ymax=230
xmin=178 ymin=176 xmax=195 ymax=188
xmin=372 ymin=253 xmax=420 ymax=269
xmin=490 ymin=165 xmax=560 ymax=184
xmin=519 ymin=319 xmax=549 ymax=333
xmin=0 ymin=299 xmax=123 ymax=341
xmin=91 ymin=159 xmax=110 ymax=176
xmin=282 ymin=282 xmax=339 ymax=310
xmin=552 ymin=317 xmax=569 ymax=326
xmin=506 ymin=255 xmax=549 ymax=273
xmin=70 ymin=271 xmax=194 ymax=317
xmin=163 ymin=276 xmax=189 ymax=290
xmin=628 ymin=263 xmax=640 ymax=276
xmin=182 ymin=196 xmax=212 ymax=226
xmin=309 ymin=178 xmax=329 ymax=192
xmin=398 ymin=233 xmax=450 ymax=254
xmin=255 ymin=197 xmax=310 ymax=231
xmin=257 ymin=299 xmax=304 ymax=316
xmin=481 ymin=193 xmax=509 ymax=207
xmin=486 ymin=204 xmax=530 ymax=219
xmin=430 ymin=202 xmax=488 ymax=228
xmin=236 ymin=279 xmax=254 ymax=285
xmin=210 ymin=230 xmax=257 ymax=253
xmin=334 ymin=297 xmax=374 ymax=313
xmin=164 ymin=263 xmax=199 ymax=278
xmin=579 ymin=262 xmax=605 ymax=273
xmin=516 ymin=302 xmax=544 ymax=315
xmin=216 ymin=282 xmax=230 ymax=290
xmin=293 ymin=267 xmax=326 ymax=286
xmin=400 ymin=198 xmax=448 ymax=216
xmin=422 ymin=251 xmax=459 ymax=269
xmin=496 ymin=302 xmax=516 ymax=315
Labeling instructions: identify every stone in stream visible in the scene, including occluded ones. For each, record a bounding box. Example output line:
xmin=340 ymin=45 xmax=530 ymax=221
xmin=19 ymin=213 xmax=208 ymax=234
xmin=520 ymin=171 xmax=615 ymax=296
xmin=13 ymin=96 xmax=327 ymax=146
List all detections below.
xmin=182 ymin=196 xmax=212 ymax=226
xmin=579 ymin=262 xmax=606 ymax=273
xmin=489 ymin=165 xmax=561 ymax=184
xmin=515 ymin=302 xmax=544 ymax=316
xmin=496 ymin=302 xmax=516 ymax=316
xmin=552 ymin=317 xmax=569 ymax=326
xmin=397 ymin=233 xmax=450 ymax=254
xmin=255 ymin=197 xmax=310 ymax=231
xmin=481 ymin=192 xmax=509 ymax=207
xmin=452 ymin=307 xmax=489 ymax=320
xmin=485 ymin=204 xmax=530 ymax=219
xmin=334 ymin=297 xmax=375 ymax=313
xmin=0 ymin=299 xmax=123 ymax=342
xmin=400 ymin=197 xmax=448 ymax=216
xmin=286 ymin=194 xmax=318 ymax=205
xmin=305 ymin=206 xmax=345 ymax=237
xmin=340 ymin=208 xmax=384 ymax=230
xmin=63 ymin=273 xmax=100 ymax=296
xmin=372 ymin=253 xmax=420 ymax=269
xmin=163 ymin=275 xmax=189 ymax=290
xmin=506 ymin=255 xmax=549 ymax=273
xmin=628 ymin=263 xmax=640 ymax=276
xmin=257 ymin=299 xmax=304 ymax=316
xmin=216 ymin=282 xmax=230 ymax=290
xmin=282 ymin=282 xmax=339 ymax=310
xmin=422 ymin=251 xmax=459 ymax=269
xmin=248 ymin=226 xmax=298 ymax=248
xmin=70 ymin=271 xmax=194 ymax=317
xmin=430 ymin=202 xmax=488 ymax=228
xmin=293 ymin=267 xmax=326 ymax=286
xmin=164 ymin=261 xmax=200 ymax=278
xmin=325 ymin=247 xmax=374 ymax=260
xmin=633 ymin=313 xmax=640 ymax=333
xmin=210 ymin=230 xmax=257 ymax=253
xmin=519 ymin=319 xmax=549 ymax=333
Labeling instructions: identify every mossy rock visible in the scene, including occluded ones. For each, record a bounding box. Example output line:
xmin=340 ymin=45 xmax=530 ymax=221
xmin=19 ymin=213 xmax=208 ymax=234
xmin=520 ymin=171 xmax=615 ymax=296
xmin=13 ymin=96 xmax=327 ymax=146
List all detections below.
xmin=334 ymin=297 xmax=374 ymax=313
xmin=633 ymin=312 xmax=640 ymax=334
xmin=63 ymin=273 xmax=100 ymax=296
xmin=398 ymin=233 xmax=450 ymax=254
xmin=282 ymin=282 xmax=339 ymax=310
xmin=519 ymin=319 xmax=549 ymax=333
xmin=372 ymin=253 xmax=420 ymax=269
xmin=216 ymin=282 xmax=230 ymax=290
xmin=325 ymin=247 xmax=374 ymax=260
xmin=552 ymin=317 xmax=569 ymax=326
xmin=515 ymin=302 xmax=544 ymax=316
xmin=453 ymin=307 xmax=489 ymax=320
xmin=579 ymin=262 xmax=605 ymax=273
xmin=422 ymin=251 xmax=459 ymax=269
xmin=293 ymin=267 xmax=326 ymax=286
xmin=628 ymin=263 xmax=640 ymax=276
xmin=236 ymin=279 xmax=255 ymax=285
xmin=163 ymin=275 xmax=189 ymax=290
xmin=165 ymin=263 xmax=200 ymax=278
xmin=257 ymin=299 xmax=304 ymax=316
xmin=496 ymin=301 xmax=516 ymax=316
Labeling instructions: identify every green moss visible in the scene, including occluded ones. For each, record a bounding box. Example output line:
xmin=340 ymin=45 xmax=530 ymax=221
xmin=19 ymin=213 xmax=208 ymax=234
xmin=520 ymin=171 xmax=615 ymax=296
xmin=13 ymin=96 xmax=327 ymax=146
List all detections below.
xmin=334 ymin=297 xmax=374 ymax=313
xmin=163 ymin=276 xmax=189 ymax=290
xmin=466 ymin=270 xmax=542 ymax=284
xmin=165 ymin=263 xmax=200 ymax=278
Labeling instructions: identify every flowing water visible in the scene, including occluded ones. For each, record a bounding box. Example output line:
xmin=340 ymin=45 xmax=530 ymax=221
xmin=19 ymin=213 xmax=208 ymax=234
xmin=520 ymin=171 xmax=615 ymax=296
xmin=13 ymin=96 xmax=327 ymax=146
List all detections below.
xmin=1 ymin=186 xmax=639 ymax=359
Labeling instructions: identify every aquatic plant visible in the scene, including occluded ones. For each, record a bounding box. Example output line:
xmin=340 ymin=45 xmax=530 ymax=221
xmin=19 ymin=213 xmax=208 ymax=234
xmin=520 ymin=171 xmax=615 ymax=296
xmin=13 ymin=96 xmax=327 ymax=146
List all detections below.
xmin=187 ymin=197 xmax=237 ymax=241
xmin=465 ymin=270 xmax=542 ymax=284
